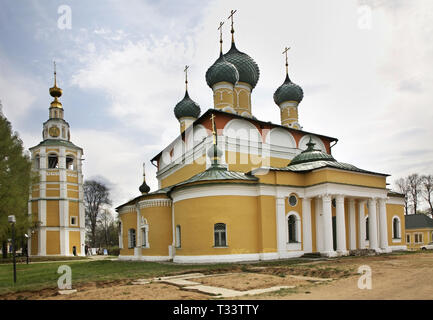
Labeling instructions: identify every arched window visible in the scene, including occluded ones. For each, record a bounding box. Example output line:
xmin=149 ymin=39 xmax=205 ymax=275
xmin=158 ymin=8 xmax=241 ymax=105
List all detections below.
xmin=214 ymin=223 xmax=227 ymax=247
xmin=128 ymin=229 xmax=136 ymax=248
xmin=48 ymin=153 xmax=59 ymax=168
xmin=288 ymin=215 xmax=297 ymax=243
xmin=34 ymin=155 xmax=40 ymax=169
xmin=392 ymin=217 xmax=401 ymax=239
xmin=175 ymin=225 xmax=181 ymax=248
xmin=365 ymin=217 xmax=369 ymax=241
xmin=66 ymin=156 xmax=75 ymax=170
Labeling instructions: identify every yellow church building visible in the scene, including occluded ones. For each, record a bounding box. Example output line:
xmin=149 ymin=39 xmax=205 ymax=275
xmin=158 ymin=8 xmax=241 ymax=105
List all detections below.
xmin=117 ymin=15 xmax=407 ymax=263
xmin=28 ymin=66 xmax=86 ymax=257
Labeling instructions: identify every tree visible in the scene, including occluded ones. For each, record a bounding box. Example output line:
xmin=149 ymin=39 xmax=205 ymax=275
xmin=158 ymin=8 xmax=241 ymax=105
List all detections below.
xmin=83 ymin=180 xmax=111 ymax=247
xmin=421 ymin=175 xmax=433 ymax=216
xmin=0 ymin=111 xmax=37 ymax=258
xmin=395 ymin=177 xmax=410 ymax=215
xmin=407 ymin=174 xmax=421 ymax=215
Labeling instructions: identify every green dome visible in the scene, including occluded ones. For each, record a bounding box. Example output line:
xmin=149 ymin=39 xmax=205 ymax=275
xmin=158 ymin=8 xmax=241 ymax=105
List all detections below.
xmin=223 ymin=42 xmax=260 ymax=89
xmin=206 ymin=53 xmax=239 ymax=88
xmin=273 ymin=74 xmax=304 ymax=105
xmin=174 ymin=91 xmax=201 ymax=120
xmin=290 ymin=139 xmax=335 ymax=166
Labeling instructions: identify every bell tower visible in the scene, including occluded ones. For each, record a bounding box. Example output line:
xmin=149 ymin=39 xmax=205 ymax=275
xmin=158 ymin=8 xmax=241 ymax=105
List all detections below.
xmin=28 ymin=63 xmax=85 ymax=256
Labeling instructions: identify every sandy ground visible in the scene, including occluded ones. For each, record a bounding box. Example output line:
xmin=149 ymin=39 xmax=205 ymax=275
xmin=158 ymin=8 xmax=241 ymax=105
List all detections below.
xmin=2 ymin=252 xmax=433 ymax=300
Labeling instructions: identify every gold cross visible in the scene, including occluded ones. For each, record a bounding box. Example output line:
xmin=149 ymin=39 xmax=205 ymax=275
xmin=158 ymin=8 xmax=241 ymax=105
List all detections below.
xmin=184 ymin=65 xmax=189 ymax=90
xmin=53 ymin=61 xmax=57 ymax=85
xmin=282 ymin=46 xmax=291 ymax=74
xmin=228 ymin=9 xmax=237 ymax=42
xmin=210 ymin=113 xmax=217 ymax=144
xmin=218 ymin=21 xmax=224 ymax=53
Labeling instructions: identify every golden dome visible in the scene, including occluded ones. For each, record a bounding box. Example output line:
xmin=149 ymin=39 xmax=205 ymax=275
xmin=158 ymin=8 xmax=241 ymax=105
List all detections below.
xmin=49 ymin=62 xmax=63 ymax=108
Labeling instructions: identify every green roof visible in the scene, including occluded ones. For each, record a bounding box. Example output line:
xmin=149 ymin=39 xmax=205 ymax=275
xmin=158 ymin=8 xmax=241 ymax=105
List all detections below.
xmin=206 ymin=53 xmax=239 ymax=88
xmin=224 ymin=42 xmax=260 ymax=89
xmin=30 ymin=139 xmax=82 ymax=151
xmin=405 ymin=214 xmax=433 ymax=229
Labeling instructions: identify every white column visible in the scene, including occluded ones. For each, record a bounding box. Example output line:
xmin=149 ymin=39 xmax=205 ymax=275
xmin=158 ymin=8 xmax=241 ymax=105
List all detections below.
xmin=335 ymin=195 xmax=348 ymax=255
xmin=315 ymin=197 xmax=323 ymax=252
xmin=358 ymin=200 xmax=366 ymax=249
xmin=322 ymin=195 xmax=336 ymax=257
xmin=135 ymin=205 xmax=141 ymax=257
xmin=302 ymin=197 xmax=312 ymax=253
xmin=276 ymin=197 xmax=287 ymax=257
xmin=349 ymin=199 xmax=357 ymax=250
xmin=378 ymin=198 xmax=390 ymax=252
xmin=368 ymin=198 xmax=379 ymax=251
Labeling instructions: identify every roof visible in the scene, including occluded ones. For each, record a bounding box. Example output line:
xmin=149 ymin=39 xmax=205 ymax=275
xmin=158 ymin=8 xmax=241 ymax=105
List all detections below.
xmin=405 ymin=214 xmax=433 ymax=229
xmin=150 ymin=108 xmax=338 ymax=163
xmin=273 ymin=74 xmax=304 ymax=105
xmin=30 ymin=139 xmax=83 ymax=151
xmin=172 ymin=164 xmax=258 ymax=189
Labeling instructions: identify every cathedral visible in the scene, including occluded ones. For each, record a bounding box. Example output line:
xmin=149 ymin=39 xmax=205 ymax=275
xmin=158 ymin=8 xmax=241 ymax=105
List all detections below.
xmin=28 ymin=64 xmax=86 ymax=256
xmin=116 ymin=13 xmax=407 ymax=263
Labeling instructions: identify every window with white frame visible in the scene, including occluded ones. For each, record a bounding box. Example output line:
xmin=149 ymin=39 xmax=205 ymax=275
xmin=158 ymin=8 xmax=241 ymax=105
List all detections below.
xmin=118 ymin=222 xmax=123 ymax=249
xmin=175 ymin=225 xmax=181 ymax=248
xmin=70 ymin=216 xmax=78 ymax=226
xmin=128 ymin=229 xmax=136 ymax=248
xmin=48 ymin=153 xmax=59 ymax=168
xmin=288 ymin=215 xmax=298 ymax=243
xmin=34 ymin=155 xmax=40 ymax=169
xmin=414 ymin=233 xmax=423 ymax=244
xmin=66 ymin=155 xmax=75 ymax=170
xmin=214 ymin=223 xmax=227 ymax=247
xmin=141 ymin=226 xmax=149 ymax=248
xmin=392 ymin=217 xmax=401 ymax=239
xmin=406 ymin=234 xmax=410 ymax=244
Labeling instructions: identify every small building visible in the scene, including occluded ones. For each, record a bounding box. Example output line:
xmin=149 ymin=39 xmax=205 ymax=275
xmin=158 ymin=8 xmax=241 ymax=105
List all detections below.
xmin=405 ymin=214 xmax=433 ymax=250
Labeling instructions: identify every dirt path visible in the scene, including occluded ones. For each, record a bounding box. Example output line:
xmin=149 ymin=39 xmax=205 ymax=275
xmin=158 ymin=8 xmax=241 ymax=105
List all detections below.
xmin=2 ymin=252 xmax=433 ymax=300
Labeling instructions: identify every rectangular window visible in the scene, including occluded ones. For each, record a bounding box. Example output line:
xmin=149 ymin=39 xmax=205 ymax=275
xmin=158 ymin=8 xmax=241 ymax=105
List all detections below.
xmin=415 ymin=233 xmax=423 ymax=244
xmin=141 ymin=229 xmax=147 ymax=247
xmin=406 ymin=234 xmax=410 ymax=244
xmin=128 ymin=229 xmax=136 ymax=248
xmin=70 ymin=216 xmax=77 ymax=226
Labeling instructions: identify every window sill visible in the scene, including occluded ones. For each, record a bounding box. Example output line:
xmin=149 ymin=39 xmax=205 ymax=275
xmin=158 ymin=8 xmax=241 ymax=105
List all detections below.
xmin=213 ymin=246 xmax=229 ymax=248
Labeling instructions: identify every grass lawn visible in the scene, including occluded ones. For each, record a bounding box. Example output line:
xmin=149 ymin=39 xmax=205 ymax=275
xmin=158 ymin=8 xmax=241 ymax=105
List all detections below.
xmin=0 ymin=250 xmax=423 ymax=296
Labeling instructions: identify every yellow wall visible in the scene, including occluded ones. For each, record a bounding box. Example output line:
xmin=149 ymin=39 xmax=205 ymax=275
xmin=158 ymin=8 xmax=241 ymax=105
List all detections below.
xmin=140 ymin=205 xmax=172 ymax=256
xmin=31 ymin=232 xmax=38 ymax=255
xmin=406 ymin=228 xmax=432 ymax=250
xmin=119 ymin=211 xmax=137 ymax=256
xmin=174 ymin=195 xmax=259 ymax=256
xmin=387 ymin=204 xmax=405 ymax=246
xmin=69 ymin=231 xmax=81 ymax=255
xmin=46 ymin=200 xmax=60 ymax=226
xmin=257 ymin=195 xmax=277 ymax=253
xmin=46 ymin=170 xmax=60 ymax=182
xmin=69 ymin=201 xmax=79 ymax=227
xmin=46 ymin=231 xmax=60 ymax=255
xmin=234 ymin=83 xmax=251 ymax=115
xmin=160 ymin=157 xmax=207 ymax=188
xmin=213 ymin=84 xmax=234 ymax=110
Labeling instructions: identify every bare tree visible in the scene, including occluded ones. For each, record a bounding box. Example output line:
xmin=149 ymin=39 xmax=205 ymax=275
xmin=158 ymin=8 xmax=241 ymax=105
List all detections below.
xmin=421 ymin=175 xmax=433 ymax=216
xmin=84 ymin=180 xmax=111 ymax=247
xmin=395 ymin=177 xmax=410 ymax=215
xmin=407 ymin=174 xmax=421 ymax=214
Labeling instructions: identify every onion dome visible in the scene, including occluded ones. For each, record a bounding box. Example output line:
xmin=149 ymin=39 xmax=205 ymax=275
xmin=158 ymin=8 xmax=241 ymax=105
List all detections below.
xmin=290 ymin=138 xmax=335 ymax=165
xmin=174 ymin=91 xmax=201 ymax=120
xmin=205 ymin=53 xmax=239 ymax=88
xmin=207 ymin=143 xmax=223 ymax=161
xmin=223 ymin=42 xmax=260 ymax=89
xmin=273 ymin=74 xmax=304 ymax=105
xmin=139 ymin=181 xmax=150 ymax=194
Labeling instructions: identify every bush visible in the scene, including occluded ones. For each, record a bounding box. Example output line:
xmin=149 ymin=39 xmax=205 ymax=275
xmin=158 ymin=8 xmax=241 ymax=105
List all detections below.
xmin=108 ymin=246 xmax=120 ymax=256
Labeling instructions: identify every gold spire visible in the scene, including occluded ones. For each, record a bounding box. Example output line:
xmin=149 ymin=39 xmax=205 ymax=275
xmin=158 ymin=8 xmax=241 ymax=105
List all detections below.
xmin=282 ymin=46 xmax=291 ymax=76
xmin=211 ymin=113 xmax=217 ymax=145
xmin=184 ymin=65 xmax=189 ymax=92
xmin=49 ymin=61 xmax=63 ymax=108
xmin=228 ymin=9 xmax=237 ymax=43
xmin=218 ymin=21 xmax=224 ymax=54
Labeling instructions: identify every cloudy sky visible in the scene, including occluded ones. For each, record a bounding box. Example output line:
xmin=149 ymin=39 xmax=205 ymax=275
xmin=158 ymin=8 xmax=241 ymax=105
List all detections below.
xmin=1 ymin=0 xmax=432 ymax=209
